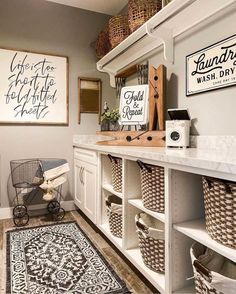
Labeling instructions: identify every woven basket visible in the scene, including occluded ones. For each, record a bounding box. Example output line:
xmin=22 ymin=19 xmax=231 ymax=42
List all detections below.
xmin=106 ymin=195 xmax=122 ymax=238
xmin=108 ymin=15 xmax=130 ymax=48
xmin=137 ymin=160 xmax=165 ymax=213
xmin=108 ymin=154 xmax=122 ymax=193
xmin=202 ymin=176 xmax=236 ymax=249
xmin=135 ymin=213 xmax=165 ymax=272
xmin=190 ymin=242 xmax=236 ymax=294
xmin=95 ymin=28 xmax=111 ymax=59
xmin=128 ymin=0 xmax=162 ymax=32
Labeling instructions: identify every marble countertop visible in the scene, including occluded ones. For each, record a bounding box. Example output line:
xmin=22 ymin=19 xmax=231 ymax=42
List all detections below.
xmin=73 ymin=135 xmax=236 ymax=178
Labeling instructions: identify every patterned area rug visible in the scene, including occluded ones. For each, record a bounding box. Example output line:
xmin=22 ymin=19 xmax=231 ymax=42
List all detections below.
xmin=6 ymin=221 xmax=130 ymax=294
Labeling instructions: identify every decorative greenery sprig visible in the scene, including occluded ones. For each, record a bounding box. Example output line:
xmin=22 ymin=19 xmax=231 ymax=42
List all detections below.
xmin=101 ymin=108 xmax=120 ymax=122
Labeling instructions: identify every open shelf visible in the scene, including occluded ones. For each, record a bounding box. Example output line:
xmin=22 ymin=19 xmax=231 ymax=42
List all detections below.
xmin=125 ymin=248 xmax=165 ymax=293
xmin=102 ymin=183 xmax=123 ymax=199
xmin=99 ymin=223 xmax=123 ymax=249
xmin=128 ymin=199 xmax=165 ymax=222
xmin=174 ymin=218 xmax=236 ymax=263
xmin=96 ymin=0 xmax=236 ymax=86
xmin=173 ymin=284 xmax=195 ymax=294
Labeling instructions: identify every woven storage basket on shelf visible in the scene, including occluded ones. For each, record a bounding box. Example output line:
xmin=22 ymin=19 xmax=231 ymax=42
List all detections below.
xmin=190 ymin=242 xmax=236 ymax=294
xmin=128 ymin=0 xmax=162 ymax=32
xmin=95 ymin=28 xmax=111 ymax=59
xmin=202 ymin=176 xmax=236 ymax=249
xmin=108 ymin=154 xmax=122 ymax=193
xmin=135 ymin=212 xmax=165 ymax=272
xmin=137 ymin=160 xmax=165 ymax=213
xmin=108 ymin=15 xmax=130 ymax=48
xmin=106 ymin=194 xmax=122 ymax=238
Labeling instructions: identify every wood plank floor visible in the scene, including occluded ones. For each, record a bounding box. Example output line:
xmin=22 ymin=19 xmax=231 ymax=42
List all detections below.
xmin=0 ymin=210 xmax=158 ymax=294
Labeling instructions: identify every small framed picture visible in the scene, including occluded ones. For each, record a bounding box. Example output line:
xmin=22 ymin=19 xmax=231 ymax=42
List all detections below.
xmin=119 ymin=85 xmax=149 ymax=125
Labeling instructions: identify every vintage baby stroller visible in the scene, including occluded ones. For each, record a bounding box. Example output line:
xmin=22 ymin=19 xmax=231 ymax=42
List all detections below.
xmin=10 ymin=158 xmax=69 ymax=227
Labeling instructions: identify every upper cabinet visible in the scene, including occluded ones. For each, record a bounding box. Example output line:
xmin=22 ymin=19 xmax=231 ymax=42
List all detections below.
xmin=96 ymin=0 xmax=236 ymax=87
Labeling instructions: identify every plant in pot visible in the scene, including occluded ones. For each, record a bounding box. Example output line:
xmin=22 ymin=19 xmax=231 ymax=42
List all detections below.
xmin=101 ymin=108 xmax=120 ymax=131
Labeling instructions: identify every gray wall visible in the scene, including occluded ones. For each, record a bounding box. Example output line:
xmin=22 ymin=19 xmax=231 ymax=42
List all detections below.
xmin=0 ymin=0 xmax=116 ymax=207
xmin=149 ymin=6 xmax=236 ymax=135
xmin=126 ymin=6 xmax=236 ymax=135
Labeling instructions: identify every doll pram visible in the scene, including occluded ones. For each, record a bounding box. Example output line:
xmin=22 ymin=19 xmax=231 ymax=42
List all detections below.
xmin=10 ymin=158 xmax=69 ymax=227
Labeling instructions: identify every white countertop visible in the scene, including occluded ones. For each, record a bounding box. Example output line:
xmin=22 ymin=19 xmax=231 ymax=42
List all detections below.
xmin=73 ymin=135 xmax=236 ymax=179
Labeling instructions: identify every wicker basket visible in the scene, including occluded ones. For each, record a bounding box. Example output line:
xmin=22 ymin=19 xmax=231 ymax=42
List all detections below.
xmin=128 ymin=0 xmax=162 ymax=32
xmin=108 ymin=154 xmax=122 ymax=193
xmin=95 ymin=28 xmax=111 ymax=59
xmin=108 ymin=15 xmax=130 ymax=48
xmin=106 ymin=195 xmax=122 ymax=238
xmin=202 ymin=176 xmax=236 ymax=249
xmin=190 ymin=242 xmax=236 ymax=294
xmin=135 ymin=212 xmax=165 ymax=272
xmin=137 ymin=160 xmax=165 ymax=213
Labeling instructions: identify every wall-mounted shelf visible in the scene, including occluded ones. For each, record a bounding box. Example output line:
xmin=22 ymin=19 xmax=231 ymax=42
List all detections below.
xmin=102 ymin=183 xmax=123 ymax=199
xmin=128 ymin=199 xmax=165 ymax=222
xmin=96 ymin=0 xmax=236 ymax=87
xmin=174 ymin=218 xmax=236 ymax=263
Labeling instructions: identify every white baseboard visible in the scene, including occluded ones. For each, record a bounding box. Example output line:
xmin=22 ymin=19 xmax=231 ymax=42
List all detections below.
xmin=0 ymin=200 xmax=76 ymax=220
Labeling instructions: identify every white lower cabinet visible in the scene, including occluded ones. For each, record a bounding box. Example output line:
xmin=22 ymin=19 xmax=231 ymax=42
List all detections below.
xmin=74 ymin=148 xmax=97 ymax=223
xmin=74 ymin=147 xmax=236 ymax=293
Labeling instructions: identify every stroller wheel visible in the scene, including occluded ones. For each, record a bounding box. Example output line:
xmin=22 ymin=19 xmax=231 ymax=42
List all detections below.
xmin=53 ymin=208 xmax=65 ymax=221
xmin=47 ymin=200 xmax=60 ymax=214
xmin=13 ymin=205 xmax=27 ymax=218
xmin=13 ymin=213 xmax=29 ymax=227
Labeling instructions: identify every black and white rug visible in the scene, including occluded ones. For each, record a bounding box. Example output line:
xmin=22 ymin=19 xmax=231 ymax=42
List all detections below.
xmin=6 ymin=221 xmax=130 ymax=294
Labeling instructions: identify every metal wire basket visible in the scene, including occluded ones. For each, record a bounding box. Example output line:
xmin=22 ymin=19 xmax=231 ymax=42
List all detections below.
xmin=10 ymin=158 xmax=66 ymax=226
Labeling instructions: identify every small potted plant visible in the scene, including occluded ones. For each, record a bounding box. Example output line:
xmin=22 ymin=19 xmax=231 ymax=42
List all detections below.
xmin=101 ymin=108 xmax=120 ymax=131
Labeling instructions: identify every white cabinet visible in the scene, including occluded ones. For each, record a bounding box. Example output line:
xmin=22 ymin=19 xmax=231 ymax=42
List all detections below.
xmin=74 ymin=148 xmax=97 ymax=224
xmin=95 ymin=151 xmax=236 ymax=294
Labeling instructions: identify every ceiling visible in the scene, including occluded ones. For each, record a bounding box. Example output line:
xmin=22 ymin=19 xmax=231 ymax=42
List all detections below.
xmin=45 ymin=0 xmax=128 ymax=15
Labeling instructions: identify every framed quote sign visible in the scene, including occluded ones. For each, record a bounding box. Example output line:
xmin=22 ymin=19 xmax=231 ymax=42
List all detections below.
xmin=186 ymin=34 xmax=236 ymax=96
xmin=119 ymin=85 xmax=149 ymax=125
xmin=0 ymin=48 xmax=68 ymax=124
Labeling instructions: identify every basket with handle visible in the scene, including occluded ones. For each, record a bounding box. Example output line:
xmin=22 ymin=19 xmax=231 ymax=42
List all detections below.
xmin=137 ymin=160 xmax=165 ymax=213
xmin=106 ymin=194 xmax=122 ymax=238
xmin=128 ymin=0 xmax=162 ymax=32
xmin=108 ymin=15 xmax=130 ymax=48
xmin=108 ymin=154 xmax=122 ymax=193
xmin=202 ymin=176 xmax=236 ymax=249
xmin=191 ymin=242 xmax=236 ymax=294
xmin=135 ymin=212 xmax=165 ymax=272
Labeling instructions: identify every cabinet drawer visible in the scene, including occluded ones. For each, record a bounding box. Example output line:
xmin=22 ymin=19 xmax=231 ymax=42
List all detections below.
xmin=74 ymin=147 xmax=97 ymax=165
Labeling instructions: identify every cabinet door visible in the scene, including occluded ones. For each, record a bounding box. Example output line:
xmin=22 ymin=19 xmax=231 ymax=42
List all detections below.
xmin=74 ymin=159 xmax=84 ymax=209
xmin=81 ymin=162 xmax=97 ymax=223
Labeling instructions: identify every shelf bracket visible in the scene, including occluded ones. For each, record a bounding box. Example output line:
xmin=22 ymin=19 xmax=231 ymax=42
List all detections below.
xmin=97 ymin=64 xmax=116 ymax=87
xmin=146 ymin=24 xmax=174 ymax=64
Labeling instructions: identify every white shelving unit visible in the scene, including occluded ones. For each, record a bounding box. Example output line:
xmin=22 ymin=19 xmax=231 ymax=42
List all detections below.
xmin=99 ymin=223 xmax=123 ymax=249
xmin=174 ymin=218 xmax=236 ymax=263
xmin=125 ymin=248 xmax=165 ymax=293
xmin=128 ymin=199 xmax=165 ymax=222
xmin=174 ymin=285 xmax=195 ymax=294
xmin=97 ymin=154 xmax=167 ymax=293
xmin=93 ymin=151 xmax=236 ymax=293
xmin=102 ymin=183 xmax=122 ymax=199
xmin=96 ymin=0 xmax=236 ymax=87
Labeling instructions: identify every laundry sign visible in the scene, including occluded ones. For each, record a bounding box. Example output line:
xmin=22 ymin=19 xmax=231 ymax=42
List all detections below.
xmin=119 ymin=85 xmax=149 ymax=125
xmin=186 ymin=34 xmax=236 ymax=96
